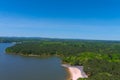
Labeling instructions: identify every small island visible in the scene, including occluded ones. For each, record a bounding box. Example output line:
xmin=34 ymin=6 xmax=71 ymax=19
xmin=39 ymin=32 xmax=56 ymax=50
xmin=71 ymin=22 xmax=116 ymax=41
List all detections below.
xmin=5 ymin=39 xmax=120 ymax=80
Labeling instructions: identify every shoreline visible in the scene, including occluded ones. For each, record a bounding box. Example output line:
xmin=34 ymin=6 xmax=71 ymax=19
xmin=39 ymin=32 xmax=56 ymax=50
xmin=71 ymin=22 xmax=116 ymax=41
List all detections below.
xmin=64 ymin=66 xmax=72 ymax=80
xmin=6 ymin=52 xmax=88 ymax=80
xmin=62 ymin=64 xmax=88 ymax=80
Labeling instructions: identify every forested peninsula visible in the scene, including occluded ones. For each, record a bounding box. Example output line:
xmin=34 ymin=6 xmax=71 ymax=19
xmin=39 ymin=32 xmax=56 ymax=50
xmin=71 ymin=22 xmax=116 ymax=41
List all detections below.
xmin=3 ymin=37 xmax=120 ymax=80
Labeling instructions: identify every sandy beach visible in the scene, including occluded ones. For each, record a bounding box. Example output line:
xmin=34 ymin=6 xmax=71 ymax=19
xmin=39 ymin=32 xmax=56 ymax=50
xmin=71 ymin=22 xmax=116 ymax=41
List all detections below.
xmin=62 ymin=64 xmax=88 ymax=80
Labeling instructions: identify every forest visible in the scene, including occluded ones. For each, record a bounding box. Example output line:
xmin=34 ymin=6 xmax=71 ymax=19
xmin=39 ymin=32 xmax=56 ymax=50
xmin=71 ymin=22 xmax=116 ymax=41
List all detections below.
xmin=4 ymin=38 xmax=120 ymax=80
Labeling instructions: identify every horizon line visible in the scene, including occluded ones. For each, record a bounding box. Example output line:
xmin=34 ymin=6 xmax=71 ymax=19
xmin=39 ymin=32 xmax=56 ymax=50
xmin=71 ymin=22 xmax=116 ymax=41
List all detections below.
xmin=0 ymin=36 xmax=120 ymax=42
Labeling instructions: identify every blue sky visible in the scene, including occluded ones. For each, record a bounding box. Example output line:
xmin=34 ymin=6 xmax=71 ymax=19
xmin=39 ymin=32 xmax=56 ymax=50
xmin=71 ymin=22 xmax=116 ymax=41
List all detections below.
xmin=0 ymin=0 xmax=120 ymax=40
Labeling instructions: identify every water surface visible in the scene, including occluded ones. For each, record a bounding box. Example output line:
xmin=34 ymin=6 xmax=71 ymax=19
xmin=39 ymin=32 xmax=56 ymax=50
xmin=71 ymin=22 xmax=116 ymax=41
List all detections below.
xmin=0 ymin=43 xmax=67 ymax=80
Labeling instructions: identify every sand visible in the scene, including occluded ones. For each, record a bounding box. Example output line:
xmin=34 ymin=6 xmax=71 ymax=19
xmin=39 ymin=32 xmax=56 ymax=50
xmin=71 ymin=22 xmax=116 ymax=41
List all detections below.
xmin=62 ymin=64 xmax=88 ymax=80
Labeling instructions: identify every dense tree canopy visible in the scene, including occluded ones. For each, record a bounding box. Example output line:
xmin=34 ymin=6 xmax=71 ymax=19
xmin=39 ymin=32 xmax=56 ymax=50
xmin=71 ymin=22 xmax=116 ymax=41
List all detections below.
xmin=4 ymin=38 xmax=120 ymax=80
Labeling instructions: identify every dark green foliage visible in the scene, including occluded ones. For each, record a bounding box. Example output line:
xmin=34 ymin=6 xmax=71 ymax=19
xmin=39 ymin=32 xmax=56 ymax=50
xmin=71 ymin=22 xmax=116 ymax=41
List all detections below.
xmin=5 ymin=39 xmax=120 ymax=80
xmin=6 ymin=40 xmax=120 ymax=55
xmin=64 ymin=53 xmax=120 ymax=80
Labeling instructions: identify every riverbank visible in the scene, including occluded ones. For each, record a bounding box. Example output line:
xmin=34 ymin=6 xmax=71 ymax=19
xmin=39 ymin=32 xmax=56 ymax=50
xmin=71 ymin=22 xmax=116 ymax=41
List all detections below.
xmin=62 ymin=64 xmax=88 ymax=80
xmin=7 ymin=53 xmax=88 ymax=80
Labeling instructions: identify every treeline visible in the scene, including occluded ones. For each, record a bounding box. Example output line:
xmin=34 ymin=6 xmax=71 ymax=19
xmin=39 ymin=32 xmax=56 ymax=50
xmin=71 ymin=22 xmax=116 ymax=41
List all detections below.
xmin=63 ymin=53 xmax=120 ymax=80
xmin=0 ymin=37 xmax=52 ymax=43
xmin=6 ymin=40 xmax=120 ymax=55
xmin=5 ymin=40 xmax=120 ymax=80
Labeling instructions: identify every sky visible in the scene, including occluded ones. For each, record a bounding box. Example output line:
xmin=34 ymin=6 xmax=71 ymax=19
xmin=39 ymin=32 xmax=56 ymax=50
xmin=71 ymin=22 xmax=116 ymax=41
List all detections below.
xmin=0 ymin=0 xmax=120 ymax=40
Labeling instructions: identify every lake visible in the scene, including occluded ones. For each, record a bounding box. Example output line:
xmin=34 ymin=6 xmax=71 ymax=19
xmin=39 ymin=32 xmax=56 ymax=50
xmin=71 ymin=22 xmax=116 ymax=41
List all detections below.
xmin=0 ymin=43 xmax=67 ymax=80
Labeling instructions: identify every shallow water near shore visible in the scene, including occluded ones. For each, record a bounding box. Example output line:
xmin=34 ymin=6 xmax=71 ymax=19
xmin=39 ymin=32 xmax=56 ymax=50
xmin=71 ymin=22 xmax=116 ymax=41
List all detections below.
xmin=0 ymin=43 xmax=67 ymax=80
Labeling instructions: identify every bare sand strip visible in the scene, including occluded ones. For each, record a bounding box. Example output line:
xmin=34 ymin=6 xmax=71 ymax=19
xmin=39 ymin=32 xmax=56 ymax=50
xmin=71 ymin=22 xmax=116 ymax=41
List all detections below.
xmin=62 ymin=64 xmax=88 ymax=80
